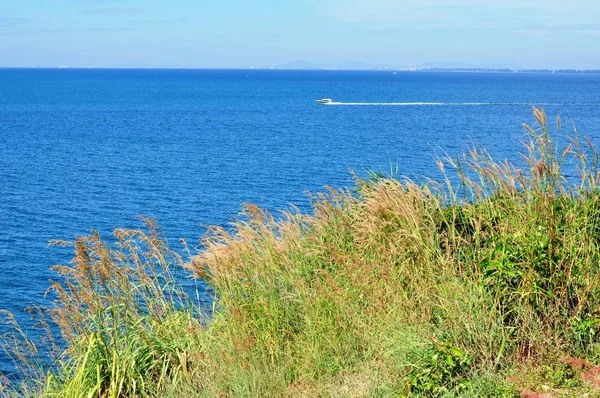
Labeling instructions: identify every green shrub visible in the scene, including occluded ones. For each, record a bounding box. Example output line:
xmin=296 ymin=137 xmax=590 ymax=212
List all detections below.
xmin=404 ymin=341 xmax=472 ymax=396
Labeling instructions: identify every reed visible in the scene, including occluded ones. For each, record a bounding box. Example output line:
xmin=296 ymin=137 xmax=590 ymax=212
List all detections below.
xmin=3 ymin=108 xmax=600 ymax=396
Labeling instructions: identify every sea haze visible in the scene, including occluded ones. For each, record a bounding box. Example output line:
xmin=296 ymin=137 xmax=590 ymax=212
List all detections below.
xmin=1 ymin=68 xmax=600 ymax=374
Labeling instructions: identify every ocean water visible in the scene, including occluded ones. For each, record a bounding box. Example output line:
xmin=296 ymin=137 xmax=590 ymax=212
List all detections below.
xmin=1 ymin=69 xmax=600 ymax=374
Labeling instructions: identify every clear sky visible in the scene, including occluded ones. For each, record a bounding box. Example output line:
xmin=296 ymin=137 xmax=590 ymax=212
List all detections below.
xmin=1 ymin=0 xmax=598 ymax=69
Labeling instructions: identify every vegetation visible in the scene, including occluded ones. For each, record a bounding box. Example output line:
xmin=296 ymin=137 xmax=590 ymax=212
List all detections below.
xmin=3 ymin=108 xmax=600 ymax=396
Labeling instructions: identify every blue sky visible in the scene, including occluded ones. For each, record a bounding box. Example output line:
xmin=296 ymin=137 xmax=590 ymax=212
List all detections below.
xmin=0 ymin=0 xmax=598 ymax=69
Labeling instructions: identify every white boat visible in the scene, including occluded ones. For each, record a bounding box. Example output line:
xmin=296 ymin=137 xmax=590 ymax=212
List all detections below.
xmin=315 ymin=98 xmax=333 ymax=105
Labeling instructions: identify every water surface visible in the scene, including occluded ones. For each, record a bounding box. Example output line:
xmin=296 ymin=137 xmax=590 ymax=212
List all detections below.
xmin=1 ymin=68 xmax=600 ymax=374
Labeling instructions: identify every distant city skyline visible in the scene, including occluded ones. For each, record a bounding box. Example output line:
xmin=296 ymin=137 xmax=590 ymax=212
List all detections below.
xmin=1 ymin=0 xmax=599 ymax=69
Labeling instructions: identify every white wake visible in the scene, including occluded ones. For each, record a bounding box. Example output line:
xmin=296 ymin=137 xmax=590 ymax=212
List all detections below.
xmin=324 ymin=102 xmax=564 ymax=106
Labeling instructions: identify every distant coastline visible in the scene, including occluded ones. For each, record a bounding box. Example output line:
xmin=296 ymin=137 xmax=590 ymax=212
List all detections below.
xmin=411 ymin=67 xmax=600 ymax=74
xmin=1 ymin=66 xmax=600 ymax=74
xmin=271 ymin=67 xmax=600 ymax=74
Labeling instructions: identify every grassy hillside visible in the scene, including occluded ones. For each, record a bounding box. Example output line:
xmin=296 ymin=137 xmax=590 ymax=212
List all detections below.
xmin=3 ymin=109 xmax=600 ymax=397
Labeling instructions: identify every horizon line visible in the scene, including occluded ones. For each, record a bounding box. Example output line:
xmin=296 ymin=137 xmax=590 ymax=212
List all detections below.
xmin=1 ymin=66 xmax=600 ymax=73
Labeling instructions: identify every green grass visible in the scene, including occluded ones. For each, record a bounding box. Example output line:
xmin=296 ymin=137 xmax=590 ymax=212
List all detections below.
xmin=3 ymin=108 xmax=600 ymax=396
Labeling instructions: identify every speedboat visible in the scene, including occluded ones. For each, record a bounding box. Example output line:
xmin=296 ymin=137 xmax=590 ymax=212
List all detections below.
xmin=315 ymin=98 xmax=333 ymax=105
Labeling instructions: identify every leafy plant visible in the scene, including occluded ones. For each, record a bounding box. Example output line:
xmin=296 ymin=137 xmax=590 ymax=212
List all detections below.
xmin=404 ymin=341 xmax=472 ymax=396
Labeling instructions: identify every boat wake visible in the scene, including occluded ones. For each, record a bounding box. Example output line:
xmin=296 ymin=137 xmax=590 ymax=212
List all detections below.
xmin=325 ymin=102 xmax=569 ymax=106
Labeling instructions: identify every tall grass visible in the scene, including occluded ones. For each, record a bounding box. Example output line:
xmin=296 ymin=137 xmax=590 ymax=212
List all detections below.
xmin=2 ymin=219 xmax=205 ymax=397
xmin=3 ymin=108 xmax=600 ymax=396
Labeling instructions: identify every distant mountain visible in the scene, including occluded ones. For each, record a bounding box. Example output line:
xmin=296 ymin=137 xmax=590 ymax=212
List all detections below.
xmin=270 ymin=60 xmax=599 ymax=74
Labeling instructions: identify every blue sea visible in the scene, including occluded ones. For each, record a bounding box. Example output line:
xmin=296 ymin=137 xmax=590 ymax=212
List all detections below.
xmin=1 ymin=68 xmax=600 ymax=375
